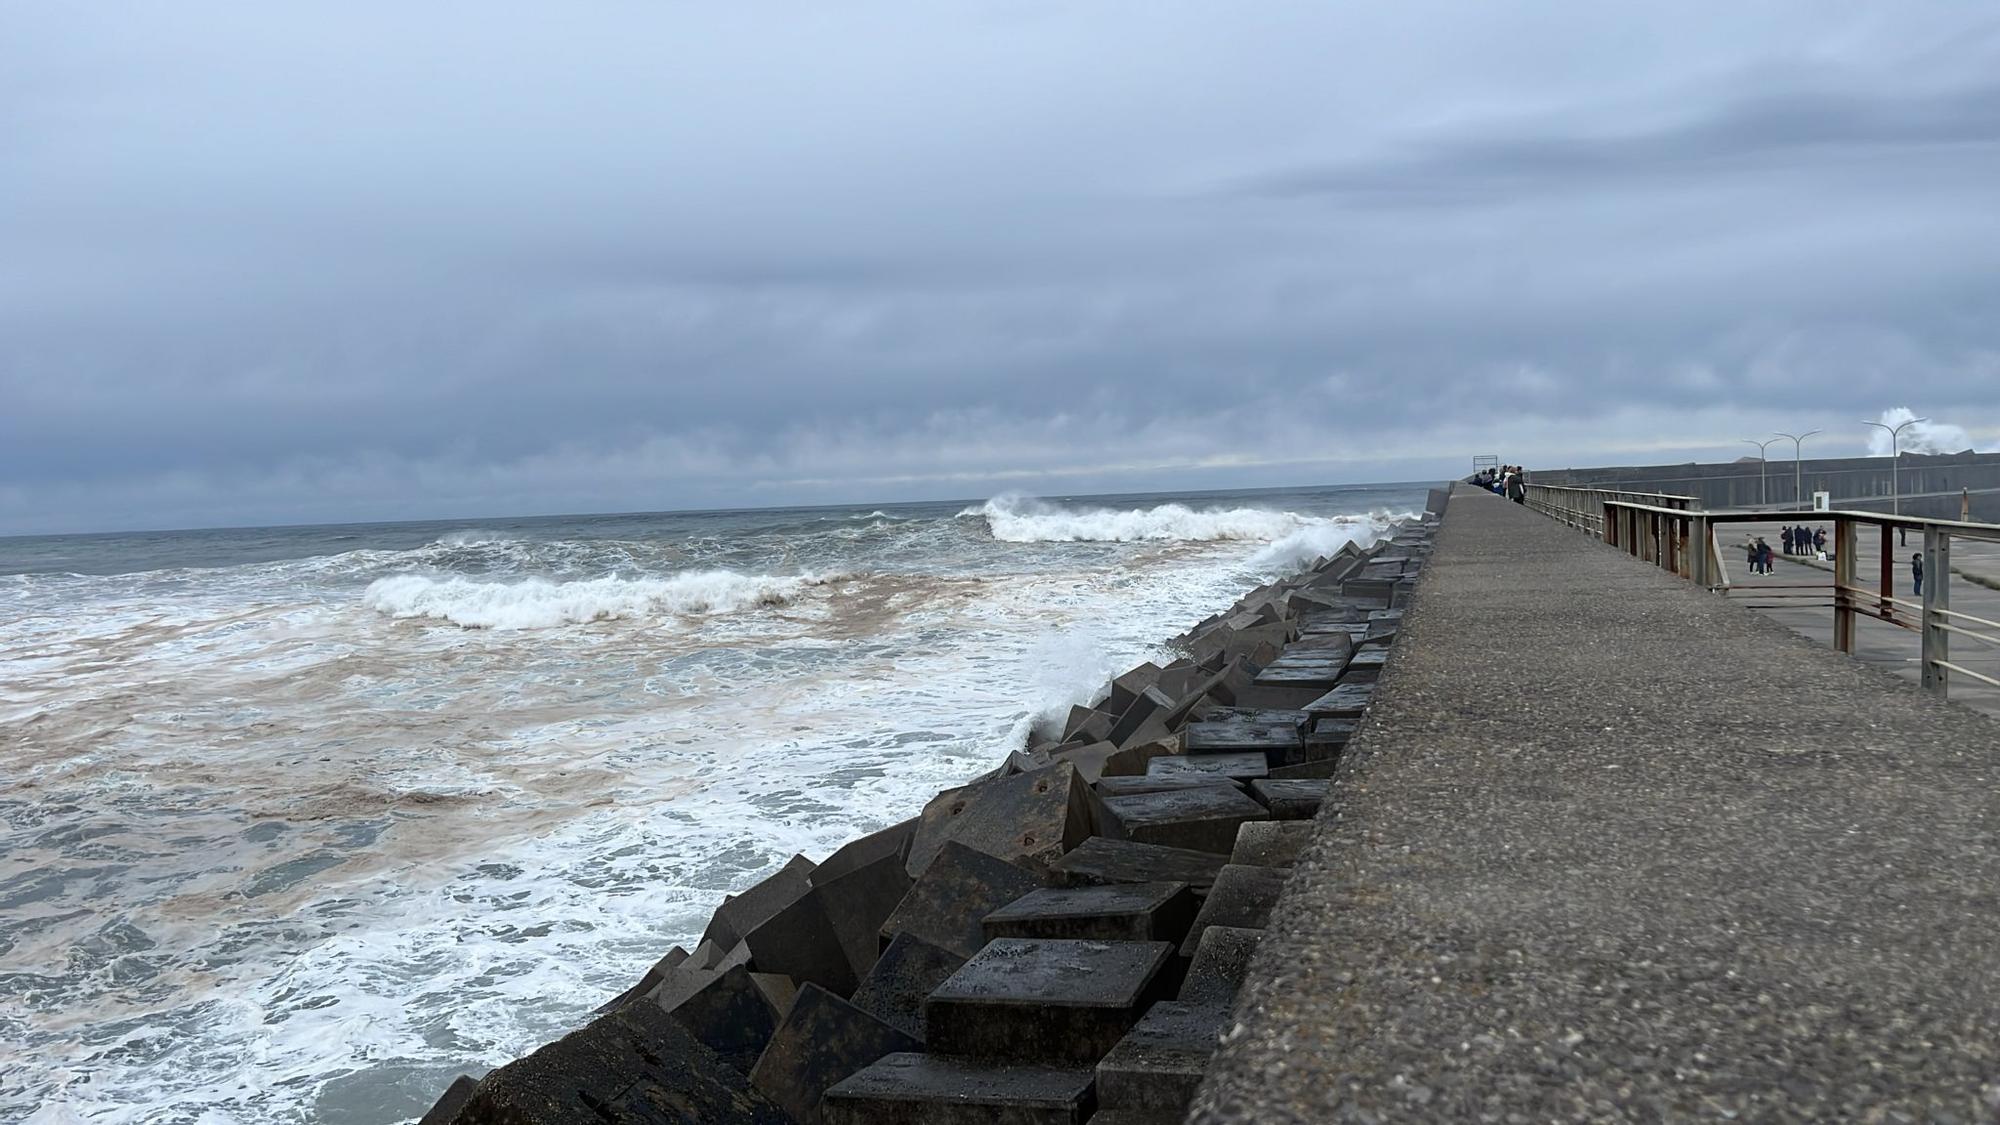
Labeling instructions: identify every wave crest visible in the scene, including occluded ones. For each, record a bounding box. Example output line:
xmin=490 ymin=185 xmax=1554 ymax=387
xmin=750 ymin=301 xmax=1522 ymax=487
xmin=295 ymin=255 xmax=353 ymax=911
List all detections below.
xmin=363 ymin=570 xmax=833 ymax=629
xmin=962 ymin=494 xmax=1317 ymax=543
xmin=1246 ymin=509 xmax=1416 ymax=572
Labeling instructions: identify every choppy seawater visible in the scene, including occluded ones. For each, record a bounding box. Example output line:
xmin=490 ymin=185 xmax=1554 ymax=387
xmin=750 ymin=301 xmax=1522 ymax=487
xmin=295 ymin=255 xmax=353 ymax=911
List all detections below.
xmin=0 ymin=484 xmax=1423 ymax=1124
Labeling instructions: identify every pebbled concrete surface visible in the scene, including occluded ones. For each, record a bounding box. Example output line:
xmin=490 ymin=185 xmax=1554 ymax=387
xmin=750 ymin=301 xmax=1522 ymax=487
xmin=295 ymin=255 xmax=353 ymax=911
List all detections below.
xmin=1189 ymin=486 xmax=2000 ymax=1124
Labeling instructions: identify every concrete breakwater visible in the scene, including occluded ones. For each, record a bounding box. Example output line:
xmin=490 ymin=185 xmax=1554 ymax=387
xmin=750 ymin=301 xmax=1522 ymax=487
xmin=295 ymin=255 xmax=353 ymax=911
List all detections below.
xmin=412 ymin=505 xmax=1441 ymax=1125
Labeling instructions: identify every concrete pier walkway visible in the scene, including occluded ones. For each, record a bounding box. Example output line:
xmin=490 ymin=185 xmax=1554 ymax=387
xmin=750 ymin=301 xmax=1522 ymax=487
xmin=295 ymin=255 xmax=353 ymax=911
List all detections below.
xmin=1190 ymin=486 xmax=2000 ymax=1123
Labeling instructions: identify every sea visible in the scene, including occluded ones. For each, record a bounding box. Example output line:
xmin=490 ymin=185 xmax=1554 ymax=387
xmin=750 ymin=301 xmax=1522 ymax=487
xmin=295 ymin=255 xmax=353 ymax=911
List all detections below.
xmin=0 ymin=482 xmax=1425 ymax=1124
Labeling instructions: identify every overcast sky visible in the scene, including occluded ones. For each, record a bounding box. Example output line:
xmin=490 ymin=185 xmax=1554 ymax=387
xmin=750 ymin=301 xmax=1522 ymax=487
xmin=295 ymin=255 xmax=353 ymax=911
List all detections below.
xmin=5 ymin=3 xmax=1998 ymax=533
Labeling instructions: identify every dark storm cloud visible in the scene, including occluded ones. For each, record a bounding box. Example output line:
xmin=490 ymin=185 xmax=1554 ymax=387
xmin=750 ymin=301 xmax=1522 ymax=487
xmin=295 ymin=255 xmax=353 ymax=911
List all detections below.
xmin=3 ymin=2 xmax=1999 ymax=532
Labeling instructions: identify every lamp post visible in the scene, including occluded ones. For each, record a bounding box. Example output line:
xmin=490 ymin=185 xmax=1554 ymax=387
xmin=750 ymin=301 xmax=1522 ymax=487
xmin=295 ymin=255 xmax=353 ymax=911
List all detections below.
xmin=1860 ymin=417 xmax=1926 ymax=515
xmin=1741 ymin=438 xmax=1778 ymax=507
xmin=1773 ymin=429 xmax=1822 ymax=508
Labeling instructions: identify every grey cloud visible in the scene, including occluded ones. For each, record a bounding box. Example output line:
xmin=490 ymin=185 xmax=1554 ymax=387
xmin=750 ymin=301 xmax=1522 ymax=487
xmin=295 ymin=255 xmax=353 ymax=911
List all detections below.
xmin=3 ymin=2 xmax=1999 ymax=533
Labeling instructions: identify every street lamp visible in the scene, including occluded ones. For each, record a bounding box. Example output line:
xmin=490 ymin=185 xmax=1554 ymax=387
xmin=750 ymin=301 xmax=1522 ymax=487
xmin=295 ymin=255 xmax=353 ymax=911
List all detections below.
xmin=1741 ymin=438 xmax=1778 ymax=507
xmin=1773 ymin=429 xmax=1822 ymax=508
xmin=1860 ymin=416 xmax=1926 ymax=515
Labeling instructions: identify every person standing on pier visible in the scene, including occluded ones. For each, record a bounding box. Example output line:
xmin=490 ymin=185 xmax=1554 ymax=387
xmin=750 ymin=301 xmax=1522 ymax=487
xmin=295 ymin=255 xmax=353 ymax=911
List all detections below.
xmin=1912 ymin=552 xmax=1924 ymax=597
xmin=1814 ymin=526 xmax=1827 ymax=556
xmin=1781 ymin=527 xmax=1794 ymax=555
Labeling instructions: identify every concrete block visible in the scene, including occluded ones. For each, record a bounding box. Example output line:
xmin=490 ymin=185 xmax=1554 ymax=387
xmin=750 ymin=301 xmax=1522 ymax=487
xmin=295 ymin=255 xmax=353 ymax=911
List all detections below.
xmin=596 ymin=944 xmax=692 ymax=1013
xmin=1265 ymin=758 xmax=1341 ymax=779
xmin=1251 ymin=640 xmax=1352 ymax=690
xmin=744 ymin=886 xmax=857 ymax=998
xmin=1228 ymin=684 xmax=1327 ymax=711
xmin=1303 ymin=682 xmax=1375 ymax=720
xmin=850 ymin=932 xmax=967 ymax=1041
xmin=811 ymin=818 xmax=917 ymax=888
xmin=906 ymin=762 xmax=1095 ymax=878
xmin=1048 ymin=837 xmax=1230 ymax=892
xmin=649 ymin=941 xmax=753 ymax=1011
xmin=1219 ymin=621 xmax=1289 ymax=663
xmin=983 ymin=882 xmax=1198 ymax=944
xmin=701 ymin=853 xmax=817 ymax=953
xmin=1100 ymin=785 xmax=1271 ymax=855
xmin=1106 ymin=662 xmax=1163 ymax=714
xmin=1108 ymin=685 xmax=1175 ymax=747
xmin=1162 ymin=658 xmax=1248 ymax=727
xmin=1176 ymin=712 xmax=1304 ymax=756
xmin=1094 ymin=1000 xmax=1227 ymax=1121
xmin=822 ymin=1053 xmax=1095 ymax=1125
xmin=1146 ymin=751 xmax=1268 ymax=782
xmin=455 ymin=1001 xmax=788 ymax=1124
xmin=879 ymin=840 xmax=1043 ymax=959
xmin=1067 ymin=709 xmax=1115 ymax=746
xmin=1229 ymin=821 xmax=1315 ymax=868
xmin=1295 ymin=716 xmax=1357 ymax=762
xmin=1095 ymin=774 xmax=1240 ymax=798
xmin=1178 ymin=864 xmax=1290 ymax=956
xmin=1059 ymin=704 xmax=1097 ymax=742
xmin=1179 ymin=925 xmax=1262 ymax=1006
xmin=416 ymin=1075 xmax=475 ymax=1125
xmin=926 ymin=938 xmax=1174 ymax=1064
xmin=1114 ymin=708 xmax=1174 ymax=751
xmin=1049 ymin=739 xmax=1120 ymax=783
xmin=819 ymin=851 xmax=915 ymax=982
xmin=1342 ymin=646 xmax=1391 ymax=682
xmin=748 ymin=982 xmax=921 ymax=1125
xmin=749 ymin=972 xmax=796 ymax=1016
xmin=658 ymin=962 xmax=786 ymax=1073
xmin=1249 ymin=778 xmax=1329 ymax=820
xmin=1155 ymin=660 xmax=1198 ymax=701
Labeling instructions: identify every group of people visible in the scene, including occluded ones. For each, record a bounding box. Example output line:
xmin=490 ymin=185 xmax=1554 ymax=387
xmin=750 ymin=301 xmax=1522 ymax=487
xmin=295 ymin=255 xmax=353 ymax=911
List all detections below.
xmin=1745 ymin=523 xmax=1831 ymax=575
xmin=1470 ymin=465 xmax=1528 ymax=504
xmin=1781 ymin=524 xmax=1827 ymax=558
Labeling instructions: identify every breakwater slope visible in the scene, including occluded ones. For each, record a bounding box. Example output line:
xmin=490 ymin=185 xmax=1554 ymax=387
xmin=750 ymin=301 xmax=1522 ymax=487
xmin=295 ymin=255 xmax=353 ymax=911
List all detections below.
xmin=1190 ymin=485 xmax=2000 ymax=1123
xmin=411 ymin=511 xmax=1442 ymax=1123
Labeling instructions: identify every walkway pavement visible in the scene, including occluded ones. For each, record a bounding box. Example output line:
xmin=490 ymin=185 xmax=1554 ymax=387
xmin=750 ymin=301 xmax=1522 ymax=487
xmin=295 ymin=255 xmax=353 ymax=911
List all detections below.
xmin=1190 ymin=486 xmax=2000 ymax=1123
xmin=1719 ymin=521 xmax=2000 ymax=718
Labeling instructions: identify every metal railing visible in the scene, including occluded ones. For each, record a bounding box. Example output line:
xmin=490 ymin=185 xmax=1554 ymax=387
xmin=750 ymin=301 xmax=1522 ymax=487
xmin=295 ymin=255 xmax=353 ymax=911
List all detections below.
xmin=1517 ymin=484 xmax=2000 ymax=700
xmin=1523 ymin=484 xmax=1695 ymax=537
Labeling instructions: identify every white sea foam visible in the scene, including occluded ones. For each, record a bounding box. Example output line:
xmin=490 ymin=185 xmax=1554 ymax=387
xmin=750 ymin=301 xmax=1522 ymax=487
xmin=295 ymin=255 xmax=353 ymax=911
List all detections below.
xmin=964 ymin=493 xmax=1318 ymax=543
xmin=362 ymin=570 xmax=833 ymax=629
xmin=1247 ymin=508 xmax=1416 ymax=573
xmin=1 ymin=486 xmax=1423 ymax=1125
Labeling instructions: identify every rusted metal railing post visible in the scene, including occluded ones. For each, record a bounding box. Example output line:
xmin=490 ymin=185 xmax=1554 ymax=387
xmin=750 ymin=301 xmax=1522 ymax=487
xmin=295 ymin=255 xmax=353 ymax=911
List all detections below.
xmin=1833 ymin=518 xmax=1857 ymax=653
xmin=1878 ymin=523 xmax=1893 ymax=620
xmin=1921 ymin=527 xmax=1949 ymax=696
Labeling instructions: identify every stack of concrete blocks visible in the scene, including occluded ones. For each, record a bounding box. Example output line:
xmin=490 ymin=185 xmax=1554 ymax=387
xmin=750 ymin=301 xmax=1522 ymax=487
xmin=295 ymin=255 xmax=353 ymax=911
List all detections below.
xmin=421 ymin=517 xmax=1439 ymax=1125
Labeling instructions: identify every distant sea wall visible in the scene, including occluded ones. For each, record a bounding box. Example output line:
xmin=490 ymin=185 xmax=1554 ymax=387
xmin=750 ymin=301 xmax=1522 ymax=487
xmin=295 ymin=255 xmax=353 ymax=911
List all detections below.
xmin=410 ymin=498 xmax=1445 ymax=1125
xmin=1534 ymin=450 xmax=2000 ymax=520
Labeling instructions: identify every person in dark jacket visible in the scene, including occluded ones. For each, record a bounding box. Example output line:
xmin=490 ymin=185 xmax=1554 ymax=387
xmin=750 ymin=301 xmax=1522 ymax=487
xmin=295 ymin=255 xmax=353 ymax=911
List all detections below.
xmin=1781 ymin=526 xmax=1794 ymax=555
xmin=1912 ymin=552 xmax=1925 ymax=597
xmin=1506 ymin=471 xmax=1527 ymax=504
xmin=1813 ymin=527 xmax=1827 ymax=555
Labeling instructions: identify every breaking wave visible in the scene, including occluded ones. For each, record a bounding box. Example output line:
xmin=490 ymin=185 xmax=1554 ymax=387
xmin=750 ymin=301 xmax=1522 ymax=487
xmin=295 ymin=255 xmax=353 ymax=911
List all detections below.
xmin=1247 ymin=509 xmax=1415 ymax=572
xmin=363 ymin=570 xmax=836 ymax=629
xmin=962 ymin=494 xmax=1319 ymax=543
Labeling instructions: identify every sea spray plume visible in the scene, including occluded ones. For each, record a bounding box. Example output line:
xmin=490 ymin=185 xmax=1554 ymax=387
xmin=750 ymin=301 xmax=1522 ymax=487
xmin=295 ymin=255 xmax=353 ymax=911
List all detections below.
xmin=962 ymin=493 xmax=1320 ymax=543
xmin=1865 ymin=408 xmax=1975 ymax=456
xmin=363 ymin=570 xmax=839 ymax=629
xmin=1247 ymin=509 xmax=1415 ymax=573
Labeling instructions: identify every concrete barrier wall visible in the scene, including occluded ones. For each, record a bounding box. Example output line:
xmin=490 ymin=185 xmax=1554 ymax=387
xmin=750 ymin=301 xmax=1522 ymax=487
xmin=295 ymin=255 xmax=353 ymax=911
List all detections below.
xmin=1533 ymin=450 xmax=2000 ymax=519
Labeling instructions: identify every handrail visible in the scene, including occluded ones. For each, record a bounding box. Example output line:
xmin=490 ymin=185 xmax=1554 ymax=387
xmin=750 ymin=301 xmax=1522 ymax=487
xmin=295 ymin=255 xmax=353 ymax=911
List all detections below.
xmin=1510 ymin=481 xmax=2000 ymax=706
